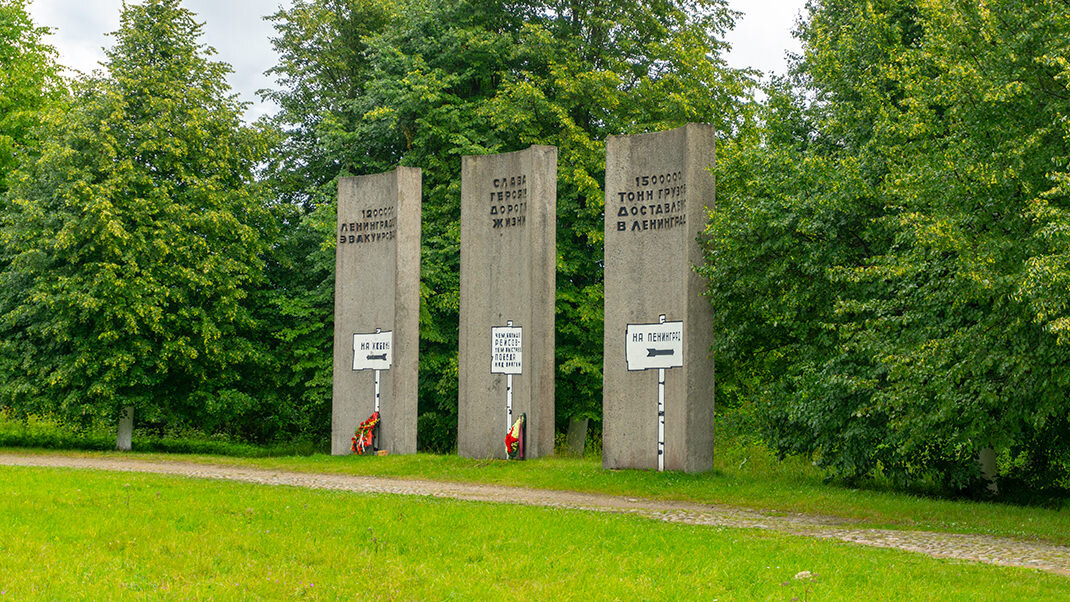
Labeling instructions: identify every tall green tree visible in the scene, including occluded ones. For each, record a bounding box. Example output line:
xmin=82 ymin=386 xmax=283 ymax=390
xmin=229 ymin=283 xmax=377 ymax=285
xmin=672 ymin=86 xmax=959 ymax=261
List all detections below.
xmin=705 ymin=0 xmax=1070 ymax=493
xmin=264 ymin=0 xmax=754 ymax=449
xmin=0 ymin=0 xmax=275 ymax=446
xmin=0 ymin=0 xmax=64 ymax=195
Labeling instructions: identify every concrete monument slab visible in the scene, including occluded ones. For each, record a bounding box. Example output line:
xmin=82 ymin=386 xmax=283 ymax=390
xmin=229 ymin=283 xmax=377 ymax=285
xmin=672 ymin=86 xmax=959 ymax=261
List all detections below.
xmin=603 ymin=124 xmax=716 ymax=472
xmin=332 ymin=167 xmax=421 ymax=455
xmin=458 ymin=146 xmax=557 ymax=459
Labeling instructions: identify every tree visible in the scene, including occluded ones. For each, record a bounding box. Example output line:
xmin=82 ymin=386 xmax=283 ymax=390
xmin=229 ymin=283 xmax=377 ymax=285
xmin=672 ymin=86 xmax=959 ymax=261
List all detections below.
xmin=264 ymin=0 xmax=755 ymax=450
xmin=704 ymin=0 xmax=1070 ymax=494
xmin=0 ymin=0 xmax=64 ymax=195
xmin=0 ymin=0 xmax=274 ymax=449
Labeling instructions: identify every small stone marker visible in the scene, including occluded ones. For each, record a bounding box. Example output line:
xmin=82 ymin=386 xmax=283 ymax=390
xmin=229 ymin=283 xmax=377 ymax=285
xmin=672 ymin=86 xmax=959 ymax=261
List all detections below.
xmin=603 ymin=123 xmax=716 ymax=472
xmin=458 ymin=145 xmax=557 ymax=459
xmin=332 ymin=167 xmax=421 ymax=455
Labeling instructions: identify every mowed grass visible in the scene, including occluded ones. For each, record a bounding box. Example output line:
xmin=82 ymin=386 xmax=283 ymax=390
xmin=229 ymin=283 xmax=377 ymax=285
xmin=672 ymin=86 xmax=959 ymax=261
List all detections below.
xmin=6 ymin=445 xmax=1068 ymax=548
xmin=0 ymin=466 xmax=1067 ymax=601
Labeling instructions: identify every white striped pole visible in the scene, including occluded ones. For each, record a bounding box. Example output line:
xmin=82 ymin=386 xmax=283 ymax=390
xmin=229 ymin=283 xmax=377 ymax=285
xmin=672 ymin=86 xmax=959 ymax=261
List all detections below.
xmin=505 ymin=320 xmax=514 ymax=457
xmin=374 ymin=369 xmax=381 ymax=413
xmin=373 ymin=328 xmax=383 ymax=414
xmin=658 ymin=367 xmax=665 ymax=472
xmin=657 ymin=314 xmax=666 ymax=472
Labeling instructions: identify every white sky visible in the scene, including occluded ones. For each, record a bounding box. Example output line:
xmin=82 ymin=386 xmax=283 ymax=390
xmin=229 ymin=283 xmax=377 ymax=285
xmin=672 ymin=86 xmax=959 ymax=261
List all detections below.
xmin=27 ymin=0 xmax=807 ymax=122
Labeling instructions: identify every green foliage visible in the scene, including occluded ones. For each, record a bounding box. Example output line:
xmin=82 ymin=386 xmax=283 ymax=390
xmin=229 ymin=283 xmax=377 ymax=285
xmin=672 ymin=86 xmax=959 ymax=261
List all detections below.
xmin=0 ymin=407 xmax=323 ymax=456
xmin=705 ymin=0 xmax=1070 ymax=493
xmin=264 ymin=0 xmax=755 ymax=448
xmin=7 ymin=431 xmax=1070 ymax=541
xmin=7 ymin=467 xmax=1069 ymax=599
xmin=0 ymin=0 xmax=275 ymax=436
xmin=0 ymin=0 xmax=64 ymax=195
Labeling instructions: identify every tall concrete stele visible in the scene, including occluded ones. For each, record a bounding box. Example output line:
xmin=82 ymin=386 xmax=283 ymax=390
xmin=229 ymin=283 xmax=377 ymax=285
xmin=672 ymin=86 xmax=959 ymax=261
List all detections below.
xmin=332 ymin=168 xmax=421 ymax=455
xmin=458 ymin=146 xmax=557 ymax=459
xmin=603 ymin=124 xmax=716 ymax=473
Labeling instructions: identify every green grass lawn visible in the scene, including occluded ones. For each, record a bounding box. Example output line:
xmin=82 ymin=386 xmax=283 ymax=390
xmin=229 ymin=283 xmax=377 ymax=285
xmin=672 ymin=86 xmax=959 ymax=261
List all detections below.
xmin=0 ymin=465 xmax=1066 ymax=600
xmin=5 ymin=445 xmax=1068 ymax=549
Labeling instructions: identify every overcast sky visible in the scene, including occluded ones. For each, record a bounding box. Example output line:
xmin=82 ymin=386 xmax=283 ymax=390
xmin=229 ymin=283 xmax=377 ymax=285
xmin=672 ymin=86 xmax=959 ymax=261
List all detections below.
xmin=27 ymin=0 xmax=807 ymax=122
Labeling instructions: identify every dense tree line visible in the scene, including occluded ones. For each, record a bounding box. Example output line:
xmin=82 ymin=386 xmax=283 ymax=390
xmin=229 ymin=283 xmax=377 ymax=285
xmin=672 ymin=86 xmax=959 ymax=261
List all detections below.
xmin=706 ymin=0 xmax=1070 ymax=492
xmin=0 ymin=0 xmax=277 ymax=443
xmin=260 ymin=0 xmax=754 ymax=450
xmin=2 ymin=0 xmax=1069 ymax=494
xmin=0 ymin=0 xmax=752 ymax=450
xmin=0 ymin=0 xmax=63 ymax=195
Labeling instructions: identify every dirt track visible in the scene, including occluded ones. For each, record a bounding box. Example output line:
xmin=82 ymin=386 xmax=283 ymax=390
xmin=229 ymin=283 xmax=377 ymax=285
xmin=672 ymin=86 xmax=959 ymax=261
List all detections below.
xmin=2 ymin=453 xmax=1068 ymax=577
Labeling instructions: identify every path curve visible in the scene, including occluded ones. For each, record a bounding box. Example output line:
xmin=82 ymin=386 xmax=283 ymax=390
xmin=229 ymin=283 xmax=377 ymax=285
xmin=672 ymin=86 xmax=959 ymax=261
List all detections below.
xmin=2 ymin=454 xmax=1068 ymax=576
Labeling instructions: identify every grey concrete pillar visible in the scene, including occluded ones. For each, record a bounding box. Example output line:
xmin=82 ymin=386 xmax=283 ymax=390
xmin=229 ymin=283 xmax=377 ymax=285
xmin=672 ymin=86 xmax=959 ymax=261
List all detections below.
xmin=458 ymin=145 xmax=557 ymax=459
xmin=332 ymin=167 xmax=421 ymax=455
xmin=603 ymin=123 xmax=716 ymax=473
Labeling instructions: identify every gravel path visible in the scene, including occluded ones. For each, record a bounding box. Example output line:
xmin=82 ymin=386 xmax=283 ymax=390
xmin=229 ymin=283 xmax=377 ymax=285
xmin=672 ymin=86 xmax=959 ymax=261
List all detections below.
xmin=2 ymin=453 xmax=1068 ymax=577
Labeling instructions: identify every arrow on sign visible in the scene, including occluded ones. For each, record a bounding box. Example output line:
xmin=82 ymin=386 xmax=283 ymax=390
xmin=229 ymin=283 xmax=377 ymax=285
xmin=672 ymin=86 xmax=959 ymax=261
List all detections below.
xmin=646 ymin=348 xmax=675 ymax=358
xmin=367 ymin=353 xmax=387 ymax=361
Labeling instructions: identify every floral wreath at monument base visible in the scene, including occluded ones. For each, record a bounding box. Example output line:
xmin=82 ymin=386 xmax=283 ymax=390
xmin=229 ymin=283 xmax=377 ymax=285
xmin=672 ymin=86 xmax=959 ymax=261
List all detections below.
xmin=505 ymin=413 xmax=526 ymax=460
xmin=352 ymin=411 xmax=380 ymax=455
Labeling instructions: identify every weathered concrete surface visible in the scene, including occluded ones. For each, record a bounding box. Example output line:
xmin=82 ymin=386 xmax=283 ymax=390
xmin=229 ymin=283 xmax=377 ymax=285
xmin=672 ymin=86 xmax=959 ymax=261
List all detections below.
xmin=332 ymin=167 xmax=421 ymax=455
xmin=458 ymin=146 xmax=557 ymax=459
xmin=603 ymin=124 xmax=716 ymax=472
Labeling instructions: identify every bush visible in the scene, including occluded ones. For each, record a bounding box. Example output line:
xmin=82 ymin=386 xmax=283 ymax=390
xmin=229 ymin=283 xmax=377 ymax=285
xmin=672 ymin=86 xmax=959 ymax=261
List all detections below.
xmin=0 ymin=407 xmax=325 ymax=457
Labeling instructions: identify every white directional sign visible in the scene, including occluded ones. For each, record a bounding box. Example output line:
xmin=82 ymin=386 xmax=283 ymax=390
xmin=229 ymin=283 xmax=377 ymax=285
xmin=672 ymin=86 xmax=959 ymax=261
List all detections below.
xmin=491 ymin=325 xmax=523 ymax=375
xmin=626 ymin=320 xmax=684 ymax=371
xmin=353 ymin=330 xmax=393 ymax=371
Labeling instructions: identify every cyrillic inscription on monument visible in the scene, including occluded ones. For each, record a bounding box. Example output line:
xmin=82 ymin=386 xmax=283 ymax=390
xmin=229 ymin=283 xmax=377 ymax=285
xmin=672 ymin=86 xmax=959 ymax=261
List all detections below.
xmin=332 ymin=167 xmax=421 ymax=456
xmin=613 ymin=170 xmax=688 ymax=233
xmin=489 ymin=174 xmax=528 ymax=229
xmin=459 ymin=145 xmax=556 ymax=460
xmin=338 ymin=205 xmax=397 ymax=244
xmin=602 ymin=123 xmax=716 ymax=474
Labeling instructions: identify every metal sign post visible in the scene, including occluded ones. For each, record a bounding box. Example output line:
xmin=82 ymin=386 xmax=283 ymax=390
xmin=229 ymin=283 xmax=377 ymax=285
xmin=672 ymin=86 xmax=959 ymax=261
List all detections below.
xmin=625 ymin=314 xmax=684 ymax=471
xmin=491 ymin=320 xmax=523 ymax=457
xmin=658 ymin=362 xmax=666 ymax=471
xmin=353 ymin=328 xmax=393 ymax=451
xmin=374 ymin=369 xmax=381 ymax=414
